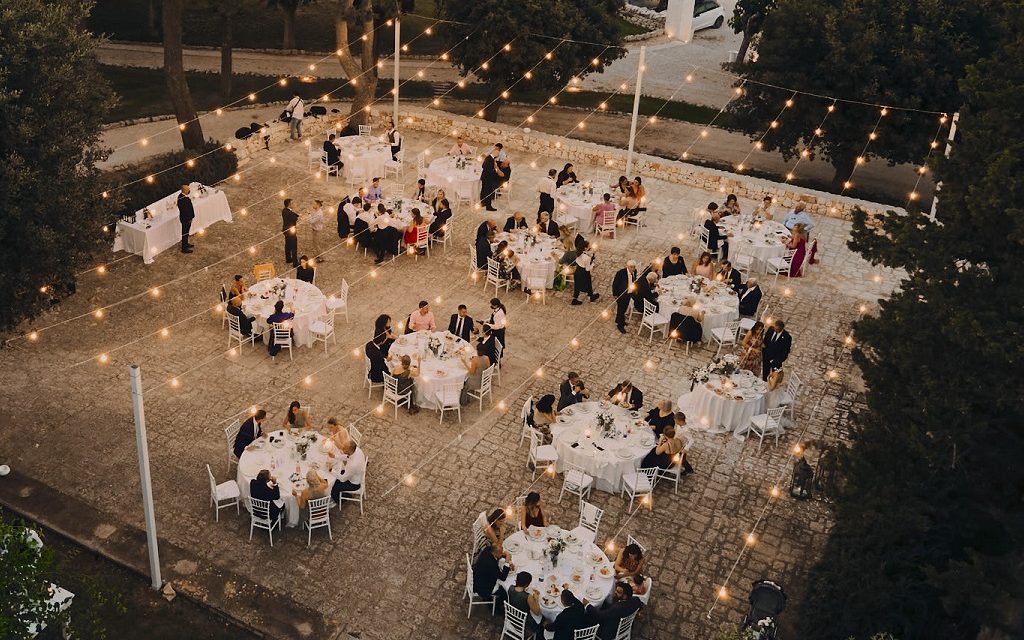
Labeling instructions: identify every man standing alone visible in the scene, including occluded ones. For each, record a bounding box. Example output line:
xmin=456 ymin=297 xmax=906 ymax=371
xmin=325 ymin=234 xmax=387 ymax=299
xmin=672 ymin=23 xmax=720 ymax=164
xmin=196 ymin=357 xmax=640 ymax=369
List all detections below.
xmin=177 ymin=184 xmax=195 ymax=253
xmin=286 ymin=92 xmax=304 ymax=140
xmin=282 ymin=199 xmax=300 ymax=268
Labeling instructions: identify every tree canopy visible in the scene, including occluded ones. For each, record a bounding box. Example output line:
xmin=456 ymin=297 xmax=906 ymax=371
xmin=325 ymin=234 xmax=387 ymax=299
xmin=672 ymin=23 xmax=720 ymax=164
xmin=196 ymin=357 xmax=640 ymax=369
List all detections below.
xmin=438 ymin=0 xmax=626 ymax=121
xmin=796 ymin=13 xmax=1024 ymax=639
xmin=728 ymin=0 xmax=997 ymax=188
xmin=0 ymin=0 xmax=117 ymax=331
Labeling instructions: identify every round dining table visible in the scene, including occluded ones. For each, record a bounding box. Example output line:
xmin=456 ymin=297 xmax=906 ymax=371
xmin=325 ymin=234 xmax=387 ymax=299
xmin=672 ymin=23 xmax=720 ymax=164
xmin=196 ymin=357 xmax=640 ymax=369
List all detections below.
xmin=242 ymin=277 xmax=328 ymax=347
xmin=426 ymin=156 xmax=481 ymax=200
xmin=334 ymin=136 xmax=391 ymax=182
xmin=500 ymin=525 xmax=616 ymax=621
xmin=680 ymin=369 xmax=768 ymax=438
xmin=237 ymin=429 xmax=338 ymax=528
xmin=657 ymin=274 xmax=739 ymax=342
xmin=387 ymin=331 xmax=473 ymax=409
xmin=494 ymin=230 xmax=562 ymax=289
xmin=550 ymin=402 xmax=655 ymax=493
xmin=719 ymin=217 xmax=790 ymax=272
xmin=555 ymin=184 xmax=604 ymax=233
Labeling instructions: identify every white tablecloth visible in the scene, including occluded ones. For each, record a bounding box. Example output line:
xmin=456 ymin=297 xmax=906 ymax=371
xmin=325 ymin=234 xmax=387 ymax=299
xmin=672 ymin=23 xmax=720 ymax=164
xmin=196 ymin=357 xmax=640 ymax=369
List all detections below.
xmin=658 ymin=275 xmax=739 ymax=342
xmin=426 ymin=157 xmax=481 ymax=200
xmin=379 ymin=198 xmax=435 ymax=226
xmin=720 ymin=218 xmax=790 ymax=272
xmin=500 ymin=526 xmax=615 ymax=620
xmin=113 ymin=184 xmax=231 ymax=264
xmin=335 ymin=136 xmax=391 ymax=181
xmin=555 ymin=185 xmax=604 ymax=233
xmin=242 ymin=278 xmax=327 ymax=347
xmin=237 ymin=430 xmax=339 ymax=528
xmin=388 ymin=331 xmax=472 ymax=409
xmin=494 ymin=231 xmax=561 ymax=289
xmin=681 ymin=370 xmax=767 ymax=437
xmin=550 ymin=402 xmax=655 ymax=493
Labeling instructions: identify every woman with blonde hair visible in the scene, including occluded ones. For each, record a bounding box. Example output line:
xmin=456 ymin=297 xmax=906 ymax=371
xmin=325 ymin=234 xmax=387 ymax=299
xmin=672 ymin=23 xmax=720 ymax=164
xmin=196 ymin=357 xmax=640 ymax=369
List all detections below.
xmin=692 ymin=251 xmax=714 ymax=277
xmin=292 ymin=468 xmax=329 ymax=521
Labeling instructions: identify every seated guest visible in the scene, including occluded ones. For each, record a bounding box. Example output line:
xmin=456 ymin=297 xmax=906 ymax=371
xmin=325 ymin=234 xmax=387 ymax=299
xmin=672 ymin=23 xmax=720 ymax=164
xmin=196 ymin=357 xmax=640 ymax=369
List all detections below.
xmin=428 ymin=198 xmax=452 ymax=239
xmin=494 ymin=241 xmax=523 ymax=288
xmin=339 ymin=196 xmax=359 ymax=238
xmin=403 ymin=207 xmax=427 ymax=249
xmin=448 ymin=304 xmax=474 ymax=341
xmin=366 ymin=176 xmax=383 ymax=203
xmin=591 ymin=193 xmax=617 ymax=228
xmin=692 ymin=251 xmax=714 ymax=277
xmin=531 ymin=394 xmax=558 ymax=444
xmin=611 ymin=175 xmax=630 ymax=195
xmin=226 ymin=295 xmax=255 ymax=338
xmin=633 ymin=271 xmax=659 ymax=313
xmin=645 ymin=400 xmax=674 ymax=437
xmin=557 ymin=371 xmax=589 ymax=410
xmin=408 ymin=300 xmax=437 ymax=332
xmin=282 ymin=400 xmax=310 ymax=430
xmin=752 ymin=195 xmax=776 ymax=220
xmin=353 ymin=202 xmax=374 ymax=249
xmin=536 ymin=168 xmax=557 ymax=214
xmin=671 ymin=413 xmax=694 ymax=474
xmin=323 ymin=134 xmax=342 ymax=170
xmin=478 ymin=507 xmax=508 ymax=548
xmin=641 ymin=423 xmax=684 ymax=470
xmin=722 ymin=193 xmax=741 ymax=217
xmin=585 ymin=582 xmax=643 ymax=640
xmin=474 ymin=326 xmax=499 ymax=368
xmin=391 ymin=355 xmax=420 ymax=414
xmin=782 ymin=202 xmax=815 ymax=233
xmin=555 ymin=162 xmax=578 ymax=188
xmin=475 ymin=219 xmax=497 ymax=269
xmin=669 ymin=296 xmax=703 ymax=344
xmin=229 ymin=274 xmax=248 ymax=298
xmin=249 ymin=469 xmax=283 ymax=523
xmin=448 ymin=136 xmax=474 ymax=156
xmin=412 ymin=178 xmax=428 ymax=202
xmin=507 ymin=572 xmax=543 ymax=631
xmin=607 ymin=380 xmax=643 ymax=410
xmin=292 ymin=468 xmax=329 ymax=522
xmin=372 ymin=206 xmax=402 ymax=264
xmin=703 ymin=207 xmax=729 ymax=260
xmin=472 ymin=542 xmax=510 ymax=600
xmin=430 ymin=188 xmax=448 ymax=213
xmin=629 ymin=574 xmax=648 ymax=598
xmin=329 ymin=437 xmax=366 ymax=502
xmin=296 ymin=255 xmax=315 ymax=283
xmin=373 ymin=313 xmax=396 ymax=354
xmin=738 ymin=277 xmax=762 ymax=318
xmin=503 ymin=211 xmax=528 ymax=232
xmin=717 ymin=259 xmax=742 ymax=292
xmin=660 ymin=247 xmax=687 ymax=277
xmin=613 ymin=543 xmax=647 ymax=579
xmin=537 ymin=210 xmax=559 ymax=237
xmin=520 ymin=491 xmax=548 ymax=529
xmin=547 ymin=590 xmax=589 ymax=640
xmin=266 ymin=300 xmax=294 ymax=356
xmin=617 ymin=184 xmax=640 ymax=220
xmin=233 ymin=409 xmax=267 ymax=458
xmin=459 ymin=341 xmax=492 ymax=405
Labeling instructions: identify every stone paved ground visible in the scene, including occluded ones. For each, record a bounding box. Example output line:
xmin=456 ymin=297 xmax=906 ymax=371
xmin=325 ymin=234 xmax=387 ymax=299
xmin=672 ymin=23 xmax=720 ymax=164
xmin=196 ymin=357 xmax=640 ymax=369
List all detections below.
xmin=0 ymin=126 xmax=899 ymax=638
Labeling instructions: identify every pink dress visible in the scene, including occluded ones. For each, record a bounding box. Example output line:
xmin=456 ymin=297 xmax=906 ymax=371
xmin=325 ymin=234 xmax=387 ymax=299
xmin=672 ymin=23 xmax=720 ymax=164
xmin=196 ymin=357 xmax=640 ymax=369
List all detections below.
xmin=787 ymin=238 xmax=806 ymax=278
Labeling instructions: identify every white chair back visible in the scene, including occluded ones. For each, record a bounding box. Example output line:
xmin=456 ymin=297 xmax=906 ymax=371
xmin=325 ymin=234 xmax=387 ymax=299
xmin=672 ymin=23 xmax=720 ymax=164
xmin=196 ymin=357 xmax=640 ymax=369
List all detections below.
xmin=438 ymin=380 xmax=462 ymax=406
xmin=224 ymin=419 xmax=241 ymax=470
xmin=786 ymin=372 xmax=802 ymax=400
xmin=574 ymin=624 xmax=600 ymax=640
xmin=383 ymin=372 xmax=401 ymax=401
xmin=520 ymin=395 xmax=534 ymax=426
xmin=613 ymin=611 xmax=638 ymax=640
xmin=578 ymin=500 xmax=604 ymax=537
xmin=307 ymin=496 xmax=331 ymax=527
xmin=358 ymin=124 xmax=371 ymax=137
xmin=415 ymin=224 xmax=430 ymax=249
xmin=642 ymin=299 xmax=659 ymax=319
xmin=699 ymin=225 xmax=712 ymax=252
xmin=249 ymin=497 xmax=273 ymax=525
xmin=227 ymin=312 xmax=243 ymax=337
xmin=767 ymin=406 xmax=786 ymax=422
xmin=348 ymin=424 xmax=363 ymax=447
xmin=486 ymin=257 xmax=506 ymax=289
xmin=502 ymin=600 xmax=530 ymax=638
xmin=478 ymin=365 xmax=495 ymax=396
xmin=626 ymin=533 xmax=647 ymax=557
xmin=206 ymin=463 xmax=219 ymax=497
xmin=272 ymin=322 xmax=291 ymax=345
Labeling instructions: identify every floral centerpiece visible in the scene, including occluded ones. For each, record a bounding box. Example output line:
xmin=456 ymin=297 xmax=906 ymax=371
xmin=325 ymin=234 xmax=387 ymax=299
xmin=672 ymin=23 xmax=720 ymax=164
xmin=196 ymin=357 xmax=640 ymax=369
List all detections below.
xmin=690 ymin=354 xmax=741 ymax=384
xmin=455 ymin=155 xmax=467 ymax=170
xmin=689 ymin=276 xmax=706 ymax=294
xmin=546 ymin=537 xmax=568 ymax=567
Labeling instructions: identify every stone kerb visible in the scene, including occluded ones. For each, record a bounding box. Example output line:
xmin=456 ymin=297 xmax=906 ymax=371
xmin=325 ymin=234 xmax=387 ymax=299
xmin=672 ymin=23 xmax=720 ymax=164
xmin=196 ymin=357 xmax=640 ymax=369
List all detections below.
xmin=393 ymin=109 xmax=901 ymax=220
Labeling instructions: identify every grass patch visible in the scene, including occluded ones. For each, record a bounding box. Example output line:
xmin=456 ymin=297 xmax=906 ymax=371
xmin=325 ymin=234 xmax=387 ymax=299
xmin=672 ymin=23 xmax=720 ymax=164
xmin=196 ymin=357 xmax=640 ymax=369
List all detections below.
xmin=616 ymin=16 xmax=650 ymax=37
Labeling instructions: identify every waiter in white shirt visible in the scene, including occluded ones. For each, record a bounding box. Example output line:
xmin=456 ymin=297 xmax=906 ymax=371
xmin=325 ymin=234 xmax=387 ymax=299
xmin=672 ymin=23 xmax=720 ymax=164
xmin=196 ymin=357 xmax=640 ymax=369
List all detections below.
xmin=285 ymin=92 xmax=304 ymax=140
xmin=537 ymin=168 xmax=557 ymax=215
xmin=385 ymin=117 xmax=402 ymax=160
xmin=329 ymin=439 xmax=366 ymax=501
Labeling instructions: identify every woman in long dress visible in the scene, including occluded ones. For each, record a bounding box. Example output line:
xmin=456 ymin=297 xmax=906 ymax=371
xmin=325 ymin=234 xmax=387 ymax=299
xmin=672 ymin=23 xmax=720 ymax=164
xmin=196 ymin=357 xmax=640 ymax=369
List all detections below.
xmin=739 ymin=321 xmax=765 ymax=372
xmin=784 ymin=223 xmax=808 ymax=278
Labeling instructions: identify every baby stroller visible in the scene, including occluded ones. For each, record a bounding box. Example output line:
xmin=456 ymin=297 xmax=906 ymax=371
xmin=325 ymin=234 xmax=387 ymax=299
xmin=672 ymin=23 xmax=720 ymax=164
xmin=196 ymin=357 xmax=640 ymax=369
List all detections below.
xmin=741 ymin=580 xmax=787 ymax=638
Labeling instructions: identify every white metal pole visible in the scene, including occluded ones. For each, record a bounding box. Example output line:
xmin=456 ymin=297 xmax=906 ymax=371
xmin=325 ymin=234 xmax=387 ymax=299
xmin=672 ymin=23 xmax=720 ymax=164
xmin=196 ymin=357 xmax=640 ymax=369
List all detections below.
xmin=928 ymin=111 xmax=958 ymax=221
xmin=393 ymin=18 xmax=401 ymax=125
xmin=129 ymin=365 xmax=162 ymax=590
xmin=625 ymin=46 xmax=647 ymax=176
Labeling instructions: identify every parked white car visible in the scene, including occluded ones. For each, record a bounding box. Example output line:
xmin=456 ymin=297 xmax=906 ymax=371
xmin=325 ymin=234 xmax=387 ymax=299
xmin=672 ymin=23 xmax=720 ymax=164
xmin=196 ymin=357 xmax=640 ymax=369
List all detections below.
xmin=693 ymin=0 xmax=726 ymax=32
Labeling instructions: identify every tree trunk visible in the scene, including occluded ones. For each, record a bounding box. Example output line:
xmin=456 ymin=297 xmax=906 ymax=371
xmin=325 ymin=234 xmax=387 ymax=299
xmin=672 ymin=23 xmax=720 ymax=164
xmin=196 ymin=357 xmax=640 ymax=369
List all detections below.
xmin=221 ymin=11 xmax=234 ymax=101
xmin=831 ymin=152 xmax=856 ymax=192
xmin=163 ymin=0 xmax=205 ymax=150
xmin=334 ymin=0 xmax=379 ymax=126
xmin=282 ymin=7 xmax=297 ymax=50
xmin=735 ymin=14 xmax=760 ymax=64
xmin=482 ymin=81 xmax=507 ymax=123
xmin=147 ymin=0 xmax=160 ymax=39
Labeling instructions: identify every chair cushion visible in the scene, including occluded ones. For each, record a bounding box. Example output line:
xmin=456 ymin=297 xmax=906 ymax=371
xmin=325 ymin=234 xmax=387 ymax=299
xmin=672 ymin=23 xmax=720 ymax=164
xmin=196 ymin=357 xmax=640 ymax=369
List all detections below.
xmin=646 ymin=313 xmax=669 ymax=325
xmin=310 ymin=321 xmax=329 ymax=334
xmin=535 ymin=445 xmax=559 ymax=462
xmin=326 ymin=299 xmax=347 ymax=310
xmin=216 ymin=480 xmax=240 ymax=499
xmin=623 ymin=473 xmax=653 ymax=492
xmin=750 ymin=414 xmax=782 ymax=434
xmin=566 ymin=469 xmax=593 ymax=489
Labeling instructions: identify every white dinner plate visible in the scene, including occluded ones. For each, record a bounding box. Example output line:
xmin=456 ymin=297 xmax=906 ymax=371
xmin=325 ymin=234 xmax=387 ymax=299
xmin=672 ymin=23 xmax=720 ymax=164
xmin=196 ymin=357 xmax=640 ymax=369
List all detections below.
xmin=504 ymin=539 xmax=522 ymax=554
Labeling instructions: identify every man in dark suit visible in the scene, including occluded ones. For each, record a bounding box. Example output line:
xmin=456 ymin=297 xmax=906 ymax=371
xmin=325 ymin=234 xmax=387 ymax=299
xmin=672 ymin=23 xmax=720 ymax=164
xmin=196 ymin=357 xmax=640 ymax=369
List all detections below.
xmin=632 ymin=271 xmax=659 ymax=313
xmin=472 ymin=543 xmax=510 ymax=600
xmin=323 ymin=134 xmax=343 ymax=173
xmin=584 ymin=582 xmax=643 ymax=640
xmin=537 ymin=211 xmax=560 ymax=237
xmin=233 ymin=409 xmax=267 ymax=459
xmin=611 ymin=261 xmax=639 ymax=333
xmin=558 ymin=372 xmax=590 ymax=410
xmin=429 ymin=199 xmax=452 ymax=238
xmin=661 ymin=246 xmax=687 ymax=277
xmin=608 ymin=380 xmax=643 ymax=410
xmin=475 ymin=219 xmax=496 ymax=269
xmin=546 ymin=590 xmax=591 ymax=640
xmin=737 ymin=278 xmax=762 ymax=318
xmin=177 ymin=184 xmax=195 ymax=253
xmin=762 ymin=319 xmax=793 ymax=380
xmin=365 ymin=338 xmax=390 ymax=384
xmin=448 ymin=305 xmax=474 ymax=341
xmin=281 ymin=198 xmax=300 ymax=268
xmin=503 ymin=211 xmax=528 ymax=232
xmin=249 ymin=469 xmax=283 ymax=523
xmin=480 ymin=148 xmax=503 ymax=211
xmin=703 ymin=205 xmax=728 ymax=260
xmin=226 ymin=296 xmax=256 ymax=339
xmin=718 ymin=260 xmax=742 ymax=292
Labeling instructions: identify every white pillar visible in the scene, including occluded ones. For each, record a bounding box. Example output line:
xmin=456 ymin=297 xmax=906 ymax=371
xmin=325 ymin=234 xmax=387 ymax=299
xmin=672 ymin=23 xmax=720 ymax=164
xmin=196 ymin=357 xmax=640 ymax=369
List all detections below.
xmin=928 ymin=112 xmax=958 ymax=222
xmin=393 ymin=18 xmax=401 ymax=124
xmin=129 ymin=365 xmax=162 ymax=590
xmin=625 ymin=46 xmax=647 ymax=176
xmin=666 ymin=0 xmax=696 ymax=43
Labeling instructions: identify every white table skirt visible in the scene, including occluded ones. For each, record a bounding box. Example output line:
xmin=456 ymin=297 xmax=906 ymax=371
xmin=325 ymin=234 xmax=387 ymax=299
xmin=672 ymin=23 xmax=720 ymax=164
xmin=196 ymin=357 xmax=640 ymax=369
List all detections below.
xmin=659 ymin=275 xmax=739 ymax=342
xmin=499 ymin=527 xmax=615 ymax=621
xmin=113 ymin=188 xmax=231 ymax=264
xmin=388 ymin=331 xmax=472 ymax=409
xmin=336 ymin=138 xmax=391 ymax=181
xmin=495 ymin=232 xmax=561 ymax=289
xmin=237 ymin=430 xmax=338 ymax=528
xmin=426 ymin=157 xmax=481 ymax=200
xmin=243 ymin=278 xmax=327 ymax=347
xmin=555 ymin=187 xmax=603 ymax=233
xmin=681 ymin=372 xmax=767 ymax=437
xmin=550 ymin=402 xmax=654 ymax=493
xmin=721 ymin=218 xmax=789 ymax=272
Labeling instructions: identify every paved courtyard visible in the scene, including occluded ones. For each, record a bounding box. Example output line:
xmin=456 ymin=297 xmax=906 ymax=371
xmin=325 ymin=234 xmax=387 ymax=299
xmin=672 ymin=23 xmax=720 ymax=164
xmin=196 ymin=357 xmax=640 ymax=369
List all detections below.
xmin=0 ymin=125 xmax=899 ymax=638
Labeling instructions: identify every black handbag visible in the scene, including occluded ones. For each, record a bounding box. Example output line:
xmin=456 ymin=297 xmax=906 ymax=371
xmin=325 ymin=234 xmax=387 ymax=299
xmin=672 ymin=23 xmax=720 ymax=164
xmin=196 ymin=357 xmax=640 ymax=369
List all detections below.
xmin=279 ymin=110 xmax=292 ymax=123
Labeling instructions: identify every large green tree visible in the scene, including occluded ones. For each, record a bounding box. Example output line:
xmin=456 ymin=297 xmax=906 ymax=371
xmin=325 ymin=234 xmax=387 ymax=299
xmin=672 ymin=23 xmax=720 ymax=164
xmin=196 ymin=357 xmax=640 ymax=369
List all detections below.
xmin=728 ymin=0 xmax=996 ymax=188
xmin=163 ymin=0 xmax=205 ymax=149
xmin=332 ymin=0 xmax=398 ymax=126
xmin=796 ymin=18 xmax=1024 ymax=640
xmin=439 ymin=0 xmax=626 ymax=122
xmin=728 ymin=0 xmax=776 ymax=64
xmin=0 ymin=0 xmax=116 ymax=331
